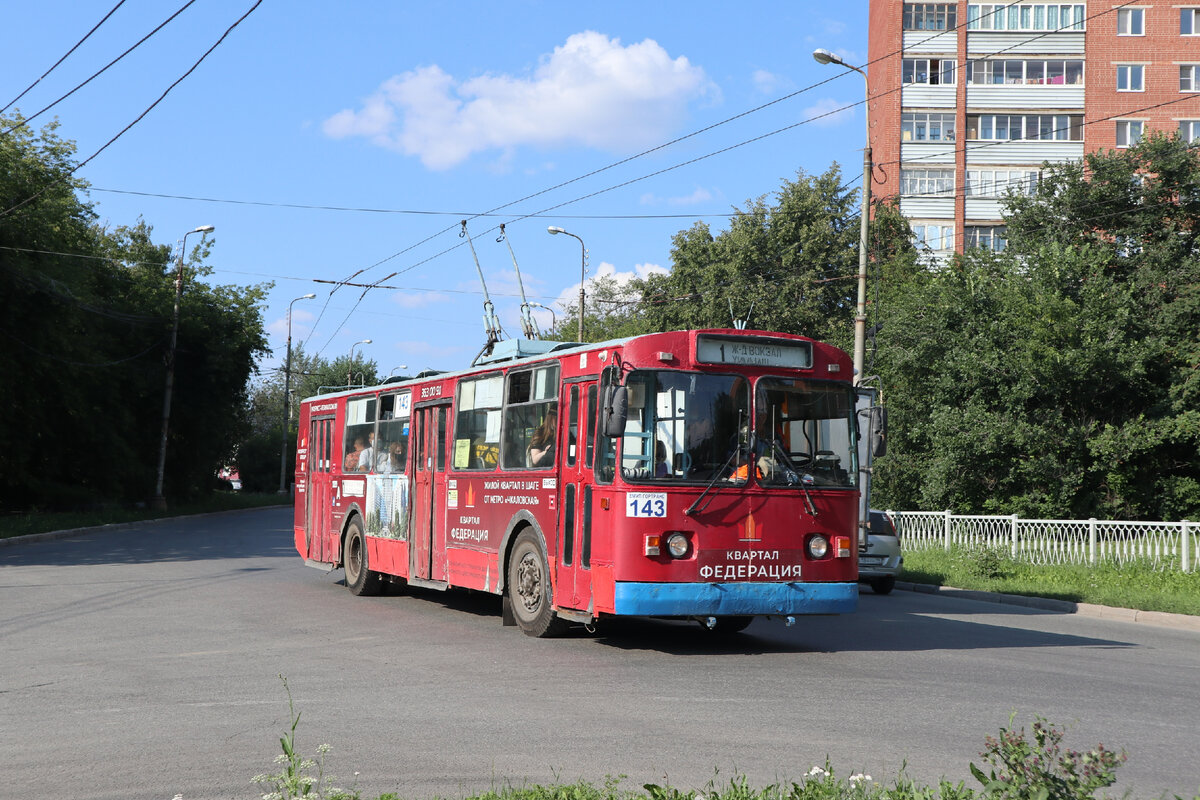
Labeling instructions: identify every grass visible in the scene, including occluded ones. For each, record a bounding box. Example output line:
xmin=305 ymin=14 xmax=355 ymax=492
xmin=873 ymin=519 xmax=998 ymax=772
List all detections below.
xmin=0 ymin=491 xmax=288 ymax=540
xmin=901 ymin=546 xmax=1200 ymax=616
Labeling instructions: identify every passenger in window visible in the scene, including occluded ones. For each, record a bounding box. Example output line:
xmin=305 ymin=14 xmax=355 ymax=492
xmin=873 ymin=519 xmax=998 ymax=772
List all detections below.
xmin=357 ymin=432 xmax=376 ymax=472
xmin=654 ymin=440 xmax=671 ymax=477
xmin=527 ymin=408 xmax=557 ymax=467
xmin=377 ymin=440 xmax=405 ymax=473
xmin=343 ymin=437 xmax=366 ymax=471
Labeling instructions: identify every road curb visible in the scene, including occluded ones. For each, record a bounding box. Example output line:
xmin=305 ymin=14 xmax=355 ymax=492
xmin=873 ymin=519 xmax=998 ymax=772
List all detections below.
xmin=896 ymin=581 xmax=1200 ymax=633
xmin=0 ymin=504 xmax=291 ymax=548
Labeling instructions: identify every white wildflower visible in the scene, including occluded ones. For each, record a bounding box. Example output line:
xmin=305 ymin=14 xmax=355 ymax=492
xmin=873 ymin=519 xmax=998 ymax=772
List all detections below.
xmin=807 ymin=766 xmax=828 ymax=777
xmin=849 ymin=773 xmax=872 ymax=784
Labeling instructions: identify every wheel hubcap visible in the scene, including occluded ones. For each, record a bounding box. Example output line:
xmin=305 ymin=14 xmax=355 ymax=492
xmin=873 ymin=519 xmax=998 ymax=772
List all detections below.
xmin=515 ymin=551 xmax=542 ymax=614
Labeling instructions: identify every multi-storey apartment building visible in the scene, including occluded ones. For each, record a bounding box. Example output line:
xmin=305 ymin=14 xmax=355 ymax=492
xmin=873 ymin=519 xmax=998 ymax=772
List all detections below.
xmin=866 ymin=1 xmax=1200 ymax=258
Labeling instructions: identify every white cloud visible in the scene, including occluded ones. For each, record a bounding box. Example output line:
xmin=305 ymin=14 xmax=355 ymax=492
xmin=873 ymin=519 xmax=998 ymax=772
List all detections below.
xmin=639 ymin=186 xmax=714 ymax=206
xmin=322 ymin=32 xmax=714 ymax=170
xmin=390 ymin=290 xmax=451 ymax=309
xmin=550 ymin=261 xmax=669 ymax=310
xmin=268 ymin=307 xmax=315 ymax=340
xmin=802 ymin=97 xmax=856 ymax=128
xmin=752 ymin=69 xmax=789 ymax=96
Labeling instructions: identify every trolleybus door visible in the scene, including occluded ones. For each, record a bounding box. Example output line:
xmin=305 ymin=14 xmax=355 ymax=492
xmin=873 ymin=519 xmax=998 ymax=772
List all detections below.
xmin=306 ymin=416 xmax=335 ymax=562
xmin=556 ymin=381 xmax=598 ymax=610
xmin=411 ymin=403 xmax=449 ymax=581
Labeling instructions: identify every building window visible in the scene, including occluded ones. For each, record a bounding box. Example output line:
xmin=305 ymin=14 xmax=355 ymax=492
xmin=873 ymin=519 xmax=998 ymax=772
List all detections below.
xmin=967 ymin=114 xmax=1082 ymax=141
xmin=901 ymin=168 xmax=956 ymax=197
xmin=966 ymin=59 xmax=1084 ymax=85
xmin=903 ymin=3 xmax=958 ymax=30
xmin=901 ymin=111 xmax=956 ymax=141
xmin=1117 ymin=8 xmax=1145 ymax=35
xmin=911 ymin=222 xmax=955 ymax=251
xmin=1116 ymin=120 xmax=1144 ymax=147
xmin=1182 ymin=8 xmax=1200 ymax=34
xmin=1181 ymin=65 xmax=1200 ymax=92
xmin=902 ymin=58 xmax=957 ymax=85
xmin=966 ymin=226 xmax=1008 ymax=252
xmin=966 ymin=169 xmax=1040 ymax=197
xmin=1179 ymin=120 xmax=1200 ymax=143
xmin=1117 ymin=65 xmax=1145 ymax=92
xmin=967 ymin=4 xmax=1086 ymax=31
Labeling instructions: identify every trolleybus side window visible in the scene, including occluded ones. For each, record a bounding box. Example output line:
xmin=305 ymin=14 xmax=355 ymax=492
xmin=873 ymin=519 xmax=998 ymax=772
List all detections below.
xmin=500 ymin=363 xmax=560 ymax=469
xmin=566 ymin=385 xmax=579 ymax=468
xmin=595 ymin=367 xmax=618 ymax=483
xmin=585 ymin=384 xmax=597 ymax=470
xmin=453 ymin=373 xmax=503 ymax=470
xmin=343 ymin=396 xmax=376 ymax=473
xmin=375 ymin=392 xmax=412 ymax=473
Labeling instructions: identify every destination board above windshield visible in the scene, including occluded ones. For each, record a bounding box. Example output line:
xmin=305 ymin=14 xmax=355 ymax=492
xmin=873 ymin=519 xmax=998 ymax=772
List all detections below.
xmin=695 ymin=335 xmax=812 ymax=369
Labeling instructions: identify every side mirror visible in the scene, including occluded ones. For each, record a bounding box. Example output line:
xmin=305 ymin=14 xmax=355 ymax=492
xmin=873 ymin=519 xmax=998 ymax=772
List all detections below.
xmin=870 ymin=406 xmax=887 ymax=459
xmin=601 ymin=385 xmax=628 ymax=438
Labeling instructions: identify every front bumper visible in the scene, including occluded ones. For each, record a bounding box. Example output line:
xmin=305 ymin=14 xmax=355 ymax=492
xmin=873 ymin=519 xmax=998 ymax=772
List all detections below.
xmin=612 ymin=581 xmax=858 ymax=617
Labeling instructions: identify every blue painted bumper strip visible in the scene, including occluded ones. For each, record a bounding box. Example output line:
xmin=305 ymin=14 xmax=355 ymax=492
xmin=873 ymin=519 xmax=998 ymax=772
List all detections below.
xmin=612 ymin=581 xmax=857 ymax=617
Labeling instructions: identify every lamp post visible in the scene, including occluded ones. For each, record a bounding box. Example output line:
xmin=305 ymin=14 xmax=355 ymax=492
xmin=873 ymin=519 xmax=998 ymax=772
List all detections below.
xmin=347 ymin=339 xmax=371 ymax=387
xmin=278 ymin=293 xmax=317 ymax=494
xmin=814 ymin=48 xmax=872 ymax=385
xmin=152 ymin=225 xmax=214 ymax=510
xmin=547 ymin=226 xmax=586 ymax=342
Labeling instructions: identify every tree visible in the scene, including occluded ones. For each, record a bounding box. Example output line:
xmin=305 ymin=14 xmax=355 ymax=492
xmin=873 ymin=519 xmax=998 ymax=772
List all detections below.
xmin=238 ymin=345 xmax=378 ymax=492
xmin=873 ymin=134 xmax=1199 ymax=520
xmin=0 ymin=114 xmax=270 ymax=509
xmin=635 ymin=165 xmax=916 ymax=353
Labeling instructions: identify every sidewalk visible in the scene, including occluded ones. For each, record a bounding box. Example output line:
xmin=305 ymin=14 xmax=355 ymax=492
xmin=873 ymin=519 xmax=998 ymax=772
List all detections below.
xmin=897 ymin=580 xmax=1200 ymax=633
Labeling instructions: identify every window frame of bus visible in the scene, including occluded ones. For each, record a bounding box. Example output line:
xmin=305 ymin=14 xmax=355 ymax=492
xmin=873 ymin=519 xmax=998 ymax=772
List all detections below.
xmin=613 ymin=368 xmax=752 ymax=486
xmin=499 ymin=362 xmax=561 ymax=470
xmin=595 ymin=366 xmax=619 ymax=484
xmin=343 ymin=395 xmax=377 ymax=473
xmin=369 ymin=391 xmax=412 ymax=474
xmin=452 ymin=372 xmax=504 ymax=471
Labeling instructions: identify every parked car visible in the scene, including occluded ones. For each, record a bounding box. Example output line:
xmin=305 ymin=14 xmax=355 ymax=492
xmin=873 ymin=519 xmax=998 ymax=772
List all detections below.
xmin=858 ymin=509 xmax=902 ymax=595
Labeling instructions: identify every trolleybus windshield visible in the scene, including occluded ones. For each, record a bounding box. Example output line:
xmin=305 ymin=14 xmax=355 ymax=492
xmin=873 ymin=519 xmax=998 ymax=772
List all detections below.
xmin=617 ymin=370 xmax=751 ymax=482
xmin=754 ymin=377 xmax=858 ymax=489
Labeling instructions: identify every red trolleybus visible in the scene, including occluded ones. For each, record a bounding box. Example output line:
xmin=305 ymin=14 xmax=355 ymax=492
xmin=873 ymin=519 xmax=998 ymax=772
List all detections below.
xmin=294 ymin=329 xmax=878 ymax=637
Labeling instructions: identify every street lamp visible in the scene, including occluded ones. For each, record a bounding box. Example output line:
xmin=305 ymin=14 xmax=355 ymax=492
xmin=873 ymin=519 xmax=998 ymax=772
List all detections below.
xmin=547 ymin=226 xmax=587 ymax=342
xmin=152 ymin=224 xmax=214 ymax=510
xmin=347 ymin=339 xmax=371 ymax=387
xmin=279 ymin=293 xmax=317 ymax=494
xmin=814 ymin=47 xmax=872 ymax=385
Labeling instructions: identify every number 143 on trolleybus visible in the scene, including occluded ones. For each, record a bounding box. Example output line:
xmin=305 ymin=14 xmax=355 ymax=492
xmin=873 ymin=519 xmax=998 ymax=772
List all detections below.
xmin=293 ymin=328 xmax=886 ymax=637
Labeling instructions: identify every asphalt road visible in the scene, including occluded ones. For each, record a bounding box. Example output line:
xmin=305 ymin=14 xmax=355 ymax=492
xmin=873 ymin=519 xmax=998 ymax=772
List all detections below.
xmin=1 ymin=507 xmax=1197 ymax=800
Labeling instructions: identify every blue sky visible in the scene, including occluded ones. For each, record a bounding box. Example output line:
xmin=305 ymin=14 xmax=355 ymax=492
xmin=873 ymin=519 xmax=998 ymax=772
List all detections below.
xmin=2 ymin=1 xmax=869 ymax=379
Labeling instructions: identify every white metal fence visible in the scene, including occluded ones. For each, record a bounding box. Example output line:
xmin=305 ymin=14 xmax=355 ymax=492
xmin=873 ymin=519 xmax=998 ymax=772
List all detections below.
xmin=889 ymin=511 xmax=1197 ymax=572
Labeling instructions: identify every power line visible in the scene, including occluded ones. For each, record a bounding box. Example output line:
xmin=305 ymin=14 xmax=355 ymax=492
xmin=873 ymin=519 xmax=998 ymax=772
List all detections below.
xmin=0 ymin=0 xmax=261 ymax=220
xmin=0 ymin=0 xmax=129 ymax=114
xmin=0 ymin=0 xmax=199 ymax=137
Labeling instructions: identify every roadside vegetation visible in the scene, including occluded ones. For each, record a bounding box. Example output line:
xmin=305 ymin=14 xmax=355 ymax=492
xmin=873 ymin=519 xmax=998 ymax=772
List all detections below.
xmin=0 ymin=491 xmax=285 ymax=540
xmin=246 ymin=685 xmax=1196 ymax=800
xmin=901 ymin=547 xmax=1200 ymax=616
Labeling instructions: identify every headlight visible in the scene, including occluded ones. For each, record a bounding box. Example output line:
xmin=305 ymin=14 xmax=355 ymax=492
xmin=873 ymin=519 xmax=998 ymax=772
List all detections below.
xmin=807 ymin=534 xmax=830 ymax=559
xmin=666 ymin=532 xmax=690 ymax=558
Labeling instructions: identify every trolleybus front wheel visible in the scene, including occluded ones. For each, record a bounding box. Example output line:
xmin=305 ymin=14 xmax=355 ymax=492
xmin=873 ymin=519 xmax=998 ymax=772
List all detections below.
xmin=507 ymin=530 xmax=568 ymax=638
xmin=344 ymin=517 xmax=382 ymax=596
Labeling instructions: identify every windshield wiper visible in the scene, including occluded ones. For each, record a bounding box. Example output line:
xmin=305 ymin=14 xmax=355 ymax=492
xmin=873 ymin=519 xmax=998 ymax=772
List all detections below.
xmin=766 ymin=437 xmax=819 ymax=517
xmin=684 ymin=446 xmax=745 ymax=516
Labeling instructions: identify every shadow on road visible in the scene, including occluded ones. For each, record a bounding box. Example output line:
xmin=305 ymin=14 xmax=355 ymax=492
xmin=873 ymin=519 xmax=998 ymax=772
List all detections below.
xmin=349 ymin=579 xmax=1137 ymax=656
xmin=0 ymin=507 xmax=295 ymax=567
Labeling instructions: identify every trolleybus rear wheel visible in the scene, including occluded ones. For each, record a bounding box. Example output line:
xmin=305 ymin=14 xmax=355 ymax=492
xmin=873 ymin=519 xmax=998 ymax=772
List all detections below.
xmin=507 ymin=530 xmax=568 ymax=638
xmin=344 ymin=517 xmax=382 ymax=596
